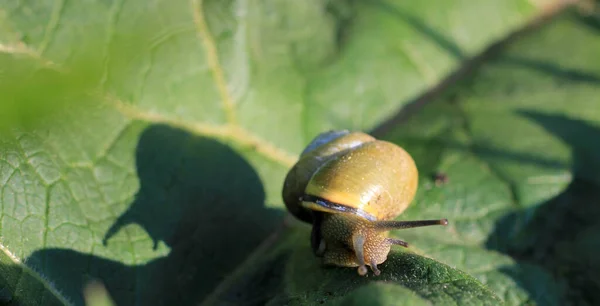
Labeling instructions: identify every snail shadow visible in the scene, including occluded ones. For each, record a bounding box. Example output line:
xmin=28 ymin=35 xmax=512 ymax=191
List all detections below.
xmin=23 ymin=124 xmax=284 ymax=305
xmin=485 ymin=111 xmax=600 ymax=304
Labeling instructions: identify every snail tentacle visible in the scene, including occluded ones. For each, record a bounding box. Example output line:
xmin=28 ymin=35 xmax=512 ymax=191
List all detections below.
xmin=352 ymin=234 xmax=368 ymax=276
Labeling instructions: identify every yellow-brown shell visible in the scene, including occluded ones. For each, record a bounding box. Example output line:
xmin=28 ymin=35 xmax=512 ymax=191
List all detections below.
xmin=282 ymin=131 xmax=375 ymax=222
xmin=282 ymin=130 xmax=418 ymax=222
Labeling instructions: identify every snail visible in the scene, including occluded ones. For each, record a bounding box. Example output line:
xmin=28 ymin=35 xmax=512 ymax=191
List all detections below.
xmin=282 ymin=130 xmax=448 ymax=276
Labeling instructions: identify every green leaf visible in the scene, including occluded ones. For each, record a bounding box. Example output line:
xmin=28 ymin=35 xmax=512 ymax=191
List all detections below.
xmin=203 ymin=229 xmax=500 ymax=305
xmin=202 ymin=6 xmax=600 ymax=306
xmin=1 ymin=0 xmax=598 ymax=305
xmin=379 ymin=9 xmax=600 ymax=306
xmin=0 ymin=251 xmax=64 ymax=305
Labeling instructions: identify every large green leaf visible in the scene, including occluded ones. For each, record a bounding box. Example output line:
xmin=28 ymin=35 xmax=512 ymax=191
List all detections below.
xmin=1 ymin=0 xmax=598 ymax=305
xmin=200 ymin=6 xmax=600 ymax=306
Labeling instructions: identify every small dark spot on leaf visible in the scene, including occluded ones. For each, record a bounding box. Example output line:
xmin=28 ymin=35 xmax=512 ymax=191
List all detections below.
xmin=432 ymin=171 xmax=449 ymax=186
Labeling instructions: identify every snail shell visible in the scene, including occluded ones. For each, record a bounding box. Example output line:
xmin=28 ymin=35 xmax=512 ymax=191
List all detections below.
xmin=282 ymin=130 xmax=447 ymax=276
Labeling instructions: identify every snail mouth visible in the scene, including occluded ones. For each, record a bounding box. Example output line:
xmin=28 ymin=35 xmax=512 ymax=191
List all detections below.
xmin=300 ymin=194 xmax=377 ymax=221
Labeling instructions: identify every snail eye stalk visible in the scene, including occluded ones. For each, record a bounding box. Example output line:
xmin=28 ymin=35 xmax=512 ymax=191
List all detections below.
xmin=374 ymin=219 xmax=448 ymax=232
xmin=352 ymin=234 xmax=368 ymax=276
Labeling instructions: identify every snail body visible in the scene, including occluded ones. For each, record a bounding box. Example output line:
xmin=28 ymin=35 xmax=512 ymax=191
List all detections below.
xmin=282 ymin=130 xmax=448 ymax=276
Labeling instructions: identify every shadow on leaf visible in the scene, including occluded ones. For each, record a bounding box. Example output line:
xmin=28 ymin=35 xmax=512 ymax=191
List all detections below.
xmin=486 ymin=111 xmax=600 ymax=305
xmin=23 ymin=124 xmax=284 ymax=305
xmin=498 ymin=56 xmax=600 ymax=85
xmin=575 ymin=6 xmax=600 ymax=33
xmin=372 ymin=0 xmax=465 ymax=60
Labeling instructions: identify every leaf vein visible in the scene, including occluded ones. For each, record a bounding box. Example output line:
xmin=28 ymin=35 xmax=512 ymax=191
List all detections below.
xmin=100 ymin=0 xmax=125 ymax=90
xmin=38 ymin=0 xmax=65 ymax=54
xmin=1 ymin=41 xmax=296 ymax=167
xmin=106 ymin=97 xmax=298 ymax=167
xmin=42 ymin=181 xmax=50 ymax=253
xmin=12 ymin=132 xmax=50 ymax=188
xmin=191 ymin=0 xmax=238 ymax=124
xmin=398 ymin=41 xmax=438 ymax=86
xmin=82 ymin=161 xmax=139 ymax=268
xmin=0 ymin=42 xmax=60 ymax=69
xmin=91 ymin=118 xmax=132 ymax=165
